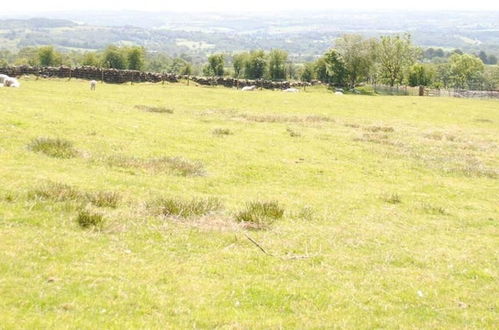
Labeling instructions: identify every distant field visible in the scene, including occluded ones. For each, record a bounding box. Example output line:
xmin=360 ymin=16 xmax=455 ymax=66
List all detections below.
xmin=0 ymin=79 xmax=498 ymax=328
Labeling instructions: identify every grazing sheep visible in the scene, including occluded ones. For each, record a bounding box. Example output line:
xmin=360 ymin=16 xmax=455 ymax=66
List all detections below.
xmin=242 ymin=85 xmax=256 ymax=91
xmin=0 ymin=74 xmax=8 ymax=84
xmin=283 ymin=88 xmax=299 ymax=93
xmin=4 ymin=77 xmax=20 ymax=88
xmin=90 ymin=80 xmax=97 ymax=91
xmin=334 ymin=91 xmax=344 ymax=95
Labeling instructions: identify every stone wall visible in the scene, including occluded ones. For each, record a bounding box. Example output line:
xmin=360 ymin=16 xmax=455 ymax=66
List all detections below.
xmin=0 ymin=65 xmax=315 ymax=89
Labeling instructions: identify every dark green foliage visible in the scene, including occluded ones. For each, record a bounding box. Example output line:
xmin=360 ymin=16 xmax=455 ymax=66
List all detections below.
xmin=207 ymin=53 xmax=225 ymax=76
xmin=245 ymin=50 xmax=267 ymax=79
xmin=27 ymin=137 xmax=78 ymax=159
xmin=102 ymin=45 xmax=126 ymax=69
xmin=408 ymin=64 xmax=434 ymax=87
xmin=77 ymin=210 xmax=105 ymax=229
xmin=38 ymin=46 xmax=61 ymax=67
xmin=323 ymin=49 xmax=347 ymax=86
xmin=127 ymin=46 xmax=145 ymax=70
xmin=150 ymin=197 xmax=222 ymax=218
xmin=301 ymin=62 xmax=315 ymax=82
xmin=235 ymin=201 xmax=284 ymax=227
xmin=268 ymin=49 xmax=288 ymax=80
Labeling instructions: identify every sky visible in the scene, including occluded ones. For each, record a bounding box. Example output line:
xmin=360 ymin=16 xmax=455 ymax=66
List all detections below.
xmin=2 ymin=0 xmax=499 ymax=13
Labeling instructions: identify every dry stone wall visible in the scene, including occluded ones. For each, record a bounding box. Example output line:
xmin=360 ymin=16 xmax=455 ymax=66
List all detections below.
xmin=0 ymin=66 xmax=314 ymax=89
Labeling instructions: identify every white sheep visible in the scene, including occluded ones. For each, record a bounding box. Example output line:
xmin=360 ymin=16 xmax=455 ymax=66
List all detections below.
xmin=283 ymin=88 xmax=299 ymax=93
xmin=4 ymin=77 xmax=20 ymax=88
xmin=90 ymin=80 xmax=97 ymax=91
xmin=242 ymin=85 xmax=256 ymax=91
xmin=0 ymin=74 xmax=9 ymax=84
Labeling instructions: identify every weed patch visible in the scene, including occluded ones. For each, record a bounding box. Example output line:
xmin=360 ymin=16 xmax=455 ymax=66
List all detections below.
xmin=364 ymin=126 xmax=395 ymax=133
xmin=286 ymin=127 xmax=301 ymax=137
xmin=212 ymin=128 xmax=233 ymax=136
xmin=86 ymin=191 xmax=121 ymax=208
xmin=239 ymin=114 xmax=334 ymax=123
xmin=106 ymin=155 xmax=205 ymax=176
xmin=235 ymin=201 xmax=284 ymax=229
xmin=421 ymin=203 xmax=447 ymax=215
xmin=382 ymin=193 xmax=402 ymax=204
xmin=27 ymin=137 xmax=78 ymax=159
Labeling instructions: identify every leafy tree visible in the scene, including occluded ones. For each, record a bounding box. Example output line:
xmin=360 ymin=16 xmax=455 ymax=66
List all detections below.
xmin=449 ymin=54 xmax=484 ymax=89
xmin=334 ymin=34 xmax=375 ymax=88
xmin=207 ymin=53 xmax=225 ymax=76
xmin=323 ymin=49 xmax=347 ymax=86
xmin=38 ymin=46 xmax=61 ymax=67
xmin=268 ymin=49 xmax=288 ymax=80
xmin=82 ymin=52 xmax=100 ymax=67
xmin=16 ymin=47 xmax=39 ymax=66
xmin=314 ymin=57 xmax=329 ymax=83
xmin=376 ymin=34 xmax=419 ymax=86
xmin=301 ymin=62 xmax=315 ymax=82
xmin=126 ymin=46 xmax=145 ymax=70
xmin=181 ymin=63 xmax=193 ymax=75
xmin=102 ymin=46 xmax=126 ymax=69
xmin=478 ymin=51 xmax=488 ymax=64
xmin=407 ymin=64 xmax=434 ymax=86
xmin=232 ymin=53 xmax=248 ymax=78
xmin=488 ymin=55 xmax=497 ymax=65
xmin=244 ymin=50 xmax=267 ymax=79
xmin=169 ymin=58 xmax=188 ymax=74
xmin=435 ymin=63 xmax=452 ymax=88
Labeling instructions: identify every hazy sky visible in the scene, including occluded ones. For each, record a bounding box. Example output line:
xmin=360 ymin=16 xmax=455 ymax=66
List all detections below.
xmin=2 ymin=0 xmax=499 ymax=13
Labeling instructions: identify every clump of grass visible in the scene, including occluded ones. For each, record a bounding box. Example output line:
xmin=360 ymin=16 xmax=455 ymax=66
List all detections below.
xmin=135 ymin=105 xmax=174 ymax=114
xmin=239 ymin=114 xmax=334 ymax=123
xmin=76 ymin=210 xmax=105 ymax=229
xmin=344 ymin=123 xmax=360 ymax=128
xmin=212 ymin=128 xmax=233 ymax=136
xmin=364 ymin=126 xmax=395 ymax=133
xmin=235 ymin=201 xmax=284 ymax=229
xmin=86 ymin=191 xmax=120 ymax=208
xmin=354 ymin=133 xmax=397 ymax=146
xmin=286 ymin=127 xmax=301 ymax=137
xmin=106 ymin=155 xmax=205 ymax=177
xmin=421 ymin=203 xmax=447 ymax=215
xmin=150 ymin=197 xmax=222 ymax=218
xmin=27 ymin=137 xmax=78 ymax=159
xmin=29 ymin=182 xmax=81 ymax=202
xmin=382 ymin=193 xmax=402 ymax=204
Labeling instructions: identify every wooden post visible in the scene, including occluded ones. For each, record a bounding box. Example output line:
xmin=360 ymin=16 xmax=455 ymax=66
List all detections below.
xmin=419 ymin=85 xmax=424 ymax=96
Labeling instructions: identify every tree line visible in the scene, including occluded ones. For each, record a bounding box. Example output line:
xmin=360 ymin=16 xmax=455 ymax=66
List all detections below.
xmin=1 ymin=34 xmax=498 ymax=90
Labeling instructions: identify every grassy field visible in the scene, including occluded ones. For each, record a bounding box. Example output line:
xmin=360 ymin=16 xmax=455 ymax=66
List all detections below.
xmin=0 ymin=78 xmax=498 ymax=328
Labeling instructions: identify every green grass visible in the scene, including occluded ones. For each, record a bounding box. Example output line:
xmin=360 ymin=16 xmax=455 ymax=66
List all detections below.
xmin=0 ymin=78 xmax=498 ymax=328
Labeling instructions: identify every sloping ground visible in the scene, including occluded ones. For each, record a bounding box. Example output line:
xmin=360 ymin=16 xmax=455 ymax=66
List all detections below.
xmin=0 ymin=79 xmax=498 ymax=328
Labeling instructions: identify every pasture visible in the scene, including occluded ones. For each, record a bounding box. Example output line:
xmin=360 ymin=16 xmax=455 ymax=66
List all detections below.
xmin=0 ymin=79 xmax=498 ymax=328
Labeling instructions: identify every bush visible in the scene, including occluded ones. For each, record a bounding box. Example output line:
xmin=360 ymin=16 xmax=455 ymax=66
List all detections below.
xmin=150 ymin=197 xmax=222 ymax=218
xmin=235 ymin=201 xmax=284 ymax=228
xmin=76 ymin=210 xmax=105 ymax=229
xmin=27 ymin=137 xmax=78 ymax=159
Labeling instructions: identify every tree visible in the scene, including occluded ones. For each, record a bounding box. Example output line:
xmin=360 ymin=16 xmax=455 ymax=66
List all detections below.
xmin=232 ymin=53 xmax=248 ymax=78
xmin=38 ymin=46 xmax=61 ymax=67
xmin=82 ymin=52 xmax=100 ymax=67
xmin=376 ymin=34 xmax=420 ymax=86
xmin=323 ymin=49 xmax=347 ymax=86
xmin=126 ymin=46 xmax=145 ymax=70
xmin=449 ymin=54 xmax=484 ymax=89
xmin=408 ymin=64 xmax=434 ymax=87
xmin=301 ymin=62 xmax=315 ymax=82
xmin=169 ymin=58 xmax=188 ymax=74
xmin=334 ymin=34 xmax=375 ymax=88
xmin=15 ymin=47 xmax=39 ymax=66
xmin=244 ymin=50 xmax=267 ymax=79
xmin=488 ymin=55 xmax=498 ymax=65
xmin=268 ymin=49 xmax=288 ymax=80
xmin=435 ymin=63 xmax=452 ymax=88
xmin=102 ymin=46 xmax=126 ymax=69
xmin=207 ymin=53 xmax=225 ymax=76
xmin=314 ymin=57 xmax=329 ymax=83
xmin=478 ymin=51 xmax=488 ymax=64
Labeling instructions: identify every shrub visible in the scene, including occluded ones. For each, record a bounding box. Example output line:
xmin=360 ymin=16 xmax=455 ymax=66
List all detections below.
xmin=135 ymin=105 xmax=174 ymax=114
xmin=150 ymin=197 xmax=222 ymax=218
xmin=27 ymin=137 xmax=78 ymax=159
xmin=76 ymin=210 xmax=105 ymax=229
xmin=235 ymin=201 xmax=284 ymax=228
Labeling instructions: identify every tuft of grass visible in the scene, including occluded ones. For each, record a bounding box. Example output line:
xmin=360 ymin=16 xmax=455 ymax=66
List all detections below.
xmin=235 ymin=201 xmax=284 ymax=228
xmin=239 ymin=114 xmax=334 ymax=123
xmin=212 ymin=128 xmax=233 ymax=136
xmin=27 ymin=137 xmax=78 ymax=159
xmin=149 ymin=197 xmax=222 ymax=218
xmin=421 ymin=203 xmax=448 ymax=215
xmin=286 ymin=127 xmax=301 ymax=137
xmin=106 ymin=155 xmax=205 ymax=177
xmin=135 ymin=105 xmax=174 ymax=114
xmin=29 ymin=182 xmax=81 ymax=202
xmin=76 ymin=210 xmax=105 ymax=229
xmin=382 ymin=193 xmax=402 ymax=204
xmin=86 ymin=191 xmax=121 ymax=208
xmin=364 ymin=126 xmax=395 ymax=133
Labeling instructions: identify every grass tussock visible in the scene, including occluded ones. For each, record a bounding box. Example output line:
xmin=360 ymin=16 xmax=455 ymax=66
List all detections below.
xmin=149 ymin=197 xmax=222 ymax=218
xmin=29 ymin=181 xmax=120 ymax=208
xmin=235 ymin=201 xmax=284 ymax=229
xmin=107 ymin=155 xmax=205 ymax=177
xmin=364 ymin=126 xmax=395 ymax=133
xmin=421 ymin=203 xmax=448 ymax=215
xmin=239 ymin=114 xmax=334 ymax=123
xmin=212 ymin=128 xmax=233 ymax=136
xmin=135 ymin=105 xmax=174 ymax=114
xmin=286 ymin=127 xmax=301 ymax=137
xmin=76 ymin=209 xmax=105 ymax=229
xmin=382 ymin=193 xmax=402 ymax=204
xmin=27 ymin=137 xmax=78 ymax=159
xmin=354 ymin=133 xmax=399 ymax=146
